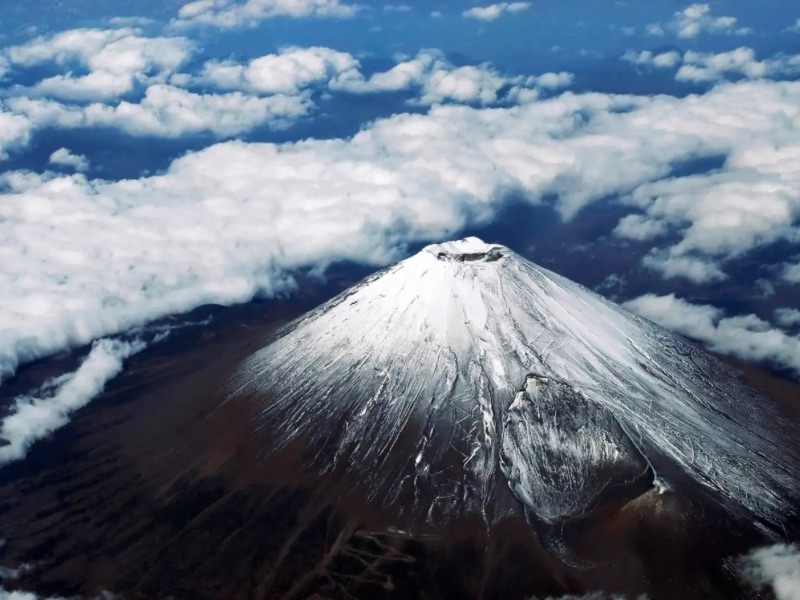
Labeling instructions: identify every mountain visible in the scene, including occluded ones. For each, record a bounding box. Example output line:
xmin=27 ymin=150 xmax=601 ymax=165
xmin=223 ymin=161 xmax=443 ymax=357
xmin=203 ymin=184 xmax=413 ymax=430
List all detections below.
xmin=229 ymin=237 xmax=799 ymax=532
xmin=0 ymin=238 xmax=798 ymax=600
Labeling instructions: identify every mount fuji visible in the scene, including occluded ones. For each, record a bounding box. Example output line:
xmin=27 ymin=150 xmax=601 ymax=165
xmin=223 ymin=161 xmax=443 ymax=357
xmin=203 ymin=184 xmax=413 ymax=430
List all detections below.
xmin=1 ymin=237 xmax=798 ymax=600
xmin=229 ymin=237 xmax=799 ymax=533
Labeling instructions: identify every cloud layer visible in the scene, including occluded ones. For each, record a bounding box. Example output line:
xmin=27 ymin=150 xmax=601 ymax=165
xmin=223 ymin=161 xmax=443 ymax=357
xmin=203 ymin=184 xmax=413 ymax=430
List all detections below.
xmin=4 ymin=28 xmax=193 ymax=101
xmin=646 ymin=3 xmax=751 ymax=39
xmin=173 ymin=0 xmax=359 ymax=29
xmin=0 ymin=36 xmax=574 ymax=143
xmin=624 ymin=47 xmax=800 ymax=83
xmin=740 ymin=544 xmax=800 ymax=600
xmin=0 ymin=338 xmax=145 ymax=465
xmin=625 ymin=294 xmax=800 ymax=376
xmin=0 ymin=77 xmax=799 ymax=384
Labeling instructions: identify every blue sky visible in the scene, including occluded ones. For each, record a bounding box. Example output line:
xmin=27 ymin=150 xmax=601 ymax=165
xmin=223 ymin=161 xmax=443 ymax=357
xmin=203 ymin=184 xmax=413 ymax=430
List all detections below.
xmin=0 ymin=0 xmax=799 ymax=506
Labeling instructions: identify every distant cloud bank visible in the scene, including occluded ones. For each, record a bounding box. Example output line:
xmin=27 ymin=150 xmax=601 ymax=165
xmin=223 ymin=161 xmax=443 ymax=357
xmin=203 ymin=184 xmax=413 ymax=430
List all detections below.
xmin=463 ymin=2 xmax=530 ymax=21
xmin=173 ymin=0 xmax=360 ymax=29
xmin=625 ymin=294 xmax=800 ymax=376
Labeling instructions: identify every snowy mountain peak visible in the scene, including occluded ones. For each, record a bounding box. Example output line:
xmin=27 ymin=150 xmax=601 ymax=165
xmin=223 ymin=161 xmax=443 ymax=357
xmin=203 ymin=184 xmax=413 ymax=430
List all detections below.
xmin=423 ymin=236 xmax=506 ymax=263
xmin=229 ymin=240 xmax=799 ymax=531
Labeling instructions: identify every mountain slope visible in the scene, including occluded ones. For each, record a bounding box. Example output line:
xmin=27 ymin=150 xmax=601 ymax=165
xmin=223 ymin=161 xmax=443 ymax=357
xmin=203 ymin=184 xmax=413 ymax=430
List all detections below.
xmin=229 ymin=237 xmax=799 ymax=531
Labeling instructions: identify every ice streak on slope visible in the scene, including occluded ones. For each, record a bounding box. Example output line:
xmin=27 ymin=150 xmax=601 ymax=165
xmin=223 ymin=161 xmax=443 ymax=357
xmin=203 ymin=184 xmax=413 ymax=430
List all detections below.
xmin=230 ymin=238 xmax=799 ymax=528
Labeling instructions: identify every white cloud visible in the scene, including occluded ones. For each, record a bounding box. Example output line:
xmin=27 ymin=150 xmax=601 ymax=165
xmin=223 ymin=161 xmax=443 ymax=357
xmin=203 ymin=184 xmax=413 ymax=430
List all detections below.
xmin=625 ymin=294 xmax=800 ymax=376
xmin=642 ymin=253 xmax=727 ymax=283
xmin=199 ymin=46 xmax=360 ymax=95
xmin=197 ymin=48 xmax=563 ymax=107
xmin=784 ymin=261 xmax=800 ymax=284
xmin=0 ymin=57 xmax=10 ymax=80
xmin=671 ymin=3 xmax=751 ymax=39
xmin=5 ymin=28 xmax=193 ymax=101
xmin=739 ymin=544 xmax=800 ymax=600
xmin=417 ymin=64 xmax=518 ymax=104
xmin=7 ymin=84 xmax=311 ymax=138
xmin=675 ymin=47 xmax=800 ymax=83
xmin=334 ymin=50 xmax=562 ymax=105
xmin=614 ymin=213 xmax=668 ymax=240
xmin=0 ymin=338 xmax=145 ymax=464
xmin=383 ymin=4 xmax=411 ymax=12
xmin=173 ymin=0 xmax=360 ymax=29
xmin=775 ymin=308 xmax=800 ymax=328
xmin=793 ymin=19 xmax=800 ymax=33
xmin=613 ymin=83 xmax=800 ymax=280
xmin=2 ymin=78 xmax=800 ymax=382
xmin=645 ymin=23 xmax=665 ymax=37
xmin=0 ymin=110 xmax=32 ymax=160
xmin=48 ymin=147 xmax=89 ymax=172
xmin=622 ymin=50 xmax=681 ymax=69
xmin=533 ymin=71 xmax=574 ymax=90
xmin=624 ymin=47 xmax=800 ymax=83
xmin=463 ymin=2 xmax=530 ymax=21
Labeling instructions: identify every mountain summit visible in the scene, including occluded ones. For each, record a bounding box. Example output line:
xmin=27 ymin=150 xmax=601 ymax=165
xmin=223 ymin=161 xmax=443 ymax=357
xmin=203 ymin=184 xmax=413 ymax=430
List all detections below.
xmin=229 ymin=237 xmax=798 ymax=531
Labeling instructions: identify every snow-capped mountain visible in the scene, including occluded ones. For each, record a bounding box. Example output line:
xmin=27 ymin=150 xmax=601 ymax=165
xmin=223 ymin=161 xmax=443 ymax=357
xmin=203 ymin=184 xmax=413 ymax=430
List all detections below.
xmin=228 ymin=238 xmax=799 ymax=532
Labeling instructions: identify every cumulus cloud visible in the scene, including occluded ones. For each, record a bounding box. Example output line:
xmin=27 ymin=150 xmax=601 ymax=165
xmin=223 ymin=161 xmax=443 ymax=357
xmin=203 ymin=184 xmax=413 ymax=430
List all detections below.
xmin=739 ymin=544 xmax=800 ymax=600
xmin=675 ymin=48 xmax=800 ymax=83
xmin=196 ymin=48 xmax=566 ymax=107
xmin=671 ymin=3 xmax=751 ymax=38
xmin=784 ymin=261 xmax=800 ymax=284
xmin=0 ymin=46 xmax=573 ymax=141
xmin=0 ymin=110 xmax=32 ymax=160
xmin=613 ymin=83 xmax=800 ymax=281
xmin=533 ymin=72 xmax=574 ymax=90
xmin=48 ymin=147 xmax=89 ymax=172
xmin=0 ymin=338 xmax=145 ymax=464
xmin=625 ymin=294 xmax=800 ymax=376
xmin=4 ymin=28 xmax=194 ymax=101
xmin=199 ymin=46 xmax=360 ymax=95
xmin=334 ymin=50 xmax=567 ymax=105
xmin=614 ymin=214 xmax=668 ymax=241
xmin=622 ymin=50 xmax=681 ymax=69
xmin=775 ymin=308 xmax=800 ymax=328
xmin=414 ymin=62 xmax=524 ymax=105
xmin=7 ymin=85 xmax=311 ymax=137
xmin=173 ymin=0 xmax=359 ymax=28
xmin=642 ymin=253 xmax=727 ymax=283
xmin=463 ymin=2 xmax=530 ymax=21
